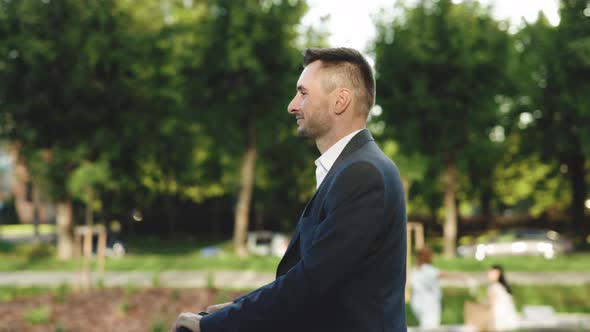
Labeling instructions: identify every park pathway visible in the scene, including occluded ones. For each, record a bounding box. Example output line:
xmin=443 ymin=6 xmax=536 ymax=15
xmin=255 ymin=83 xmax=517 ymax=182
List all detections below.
xmin=0 ymin=270 xmax=589 ymax=288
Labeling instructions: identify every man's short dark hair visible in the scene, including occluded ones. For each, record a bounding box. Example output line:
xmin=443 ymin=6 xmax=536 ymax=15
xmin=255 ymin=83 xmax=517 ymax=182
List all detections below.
xmin=303 ymin=47 xmax=375 ymax=114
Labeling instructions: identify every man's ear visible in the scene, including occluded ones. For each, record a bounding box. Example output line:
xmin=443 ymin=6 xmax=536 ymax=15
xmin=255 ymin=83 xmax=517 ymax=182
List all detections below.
xmin=334 ymin=88 xmax=352 ymax=115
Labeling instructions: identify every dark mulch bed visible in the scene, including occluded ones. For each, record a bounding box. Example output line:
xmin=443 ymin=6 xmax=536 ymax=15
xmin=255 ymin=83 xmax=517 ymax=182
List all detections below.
xmin=0 ymin=288 xmax=244 ymax=332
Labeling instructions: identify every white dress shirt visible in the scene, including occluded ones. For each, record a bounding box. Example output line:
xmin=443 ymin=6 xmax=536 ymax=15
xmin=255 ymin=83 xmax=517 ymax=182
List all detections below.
xmin=314 ymin=129 xmax=363 ymax=189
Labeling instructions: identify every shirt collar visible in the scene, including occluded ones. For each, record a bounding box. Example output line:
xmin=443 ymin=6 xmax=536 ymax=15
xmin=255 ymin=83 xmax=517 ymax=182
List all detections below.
xmin=314 ymin=129 xmax=363 ymax=177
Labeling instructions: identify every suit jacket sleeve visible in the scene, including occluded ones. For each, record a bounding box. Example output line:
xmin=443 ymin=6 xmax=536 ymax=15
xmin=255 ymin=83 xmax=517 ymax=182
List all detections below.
xmin=201 ymin=161 xmax=389 ymax=332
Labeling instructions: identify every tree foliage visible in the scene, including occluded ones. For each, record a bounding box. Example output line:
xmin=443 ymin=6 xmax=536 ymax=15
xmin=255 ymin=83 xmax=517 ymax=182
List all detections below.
xmin=374 ymin=0 xmax=512 ymax=256
xmin=1 ymin=0 xmax=588 ymax=254
xmin=512 ymin=1 xmax=590 ymax=235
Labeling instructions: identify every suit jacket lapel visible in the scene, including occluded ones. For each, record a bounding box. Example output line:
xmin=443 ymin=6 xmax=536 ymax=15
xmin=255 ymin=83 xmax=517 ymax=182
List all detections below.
xmin=276 ymin=129 xmax=374 ymax=277
xmin=285 ymin=191 xmax=317 ymax=243
xmin=277 ymin=189 xmax=318 ymax=274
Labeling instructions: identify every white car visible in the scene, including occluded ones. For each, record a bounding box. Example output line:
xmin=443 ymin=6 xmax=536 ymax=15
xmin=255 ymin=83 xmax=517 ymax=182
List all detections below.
xmin=457 ymin=228 xmax=573 ymax=260
xmin=247 ymin=231 xmax=289 ymax=257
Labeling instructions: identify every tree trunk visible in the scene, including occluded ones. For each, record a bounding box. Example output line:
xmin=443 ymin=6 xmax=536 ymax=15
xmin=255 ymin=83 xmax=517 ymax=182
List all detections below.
xmin=442 ymin=160 xmax=458 ymax=258
xmin=85 ymin=189 xmax=93 ymax=227
xmin=480 ymin=187 xmax=493 ymax=227
xmin=255 ymin=202 xmax=264 ymax=231
xmin=428 ymin=204 xmax=437 ymax=234
xmin=211 ymin=199 xmax=221 ymax=235
xmin=233 ymin=121 xmax=257 ymax=257
xmin=455 ymin=196 xmax=463 ymax=240
xmin=568 ymin=152 xmax=587 ymax=236
xmin=56 ymin=198 xmax=74 ymax=260
xmin=166 ymin=194 xmax=177 ymax=237
xmin=401 ymin=177 xmax=411 ymax=206
xmin=32 ymin=185 xmax=41 ymax=243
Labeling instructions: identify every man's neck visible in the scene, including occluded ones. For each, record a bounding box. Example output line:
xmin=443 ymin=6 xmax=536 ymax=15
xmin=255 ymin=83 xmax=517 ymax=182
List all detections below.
xmin=316 ymin=125 xmax=365 ymax=154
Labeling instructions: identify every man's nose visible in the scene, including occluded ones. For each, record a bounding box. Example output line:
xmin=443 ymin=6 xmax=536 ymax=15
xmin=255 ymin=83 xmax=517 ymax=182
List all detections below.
xmin=287 ymin=95 xmax=299 ymax=114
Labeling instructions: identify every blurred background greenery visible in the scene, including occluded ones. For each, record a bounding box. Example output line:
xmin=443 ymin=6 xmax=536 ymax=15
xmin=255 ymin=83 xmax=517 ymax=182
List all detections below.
xmin=0 ymin=0 xmax=588 ymax=259
xmin=1 ymin=0 xmax=589 ymax=329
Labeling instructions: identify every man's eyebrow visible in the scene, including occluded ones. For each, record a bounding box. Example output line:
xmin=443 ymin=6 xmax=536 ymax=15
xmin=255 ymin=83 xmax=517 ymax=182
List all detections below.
xmin=297 ymin=85 xmax=307 ymax=92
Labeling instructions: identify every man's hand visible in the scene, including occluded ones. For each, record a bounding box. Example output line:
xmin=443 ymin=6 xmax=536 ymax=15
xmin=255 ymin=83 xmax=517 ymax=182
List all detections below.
xmin=170 ymin=302 xmax=232 ymax=331
xmin=206 ymin=302 xmax=232 ymax=314
xmin=170 ymin=312 xmax=203 ymax=332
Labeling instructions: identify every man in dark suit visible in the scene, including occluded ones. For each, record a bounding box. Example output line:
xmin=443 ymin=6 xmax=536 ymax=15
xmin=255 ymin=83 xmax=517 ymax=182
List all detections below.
xmin=172 ymin=47 xmax=407 ymax=332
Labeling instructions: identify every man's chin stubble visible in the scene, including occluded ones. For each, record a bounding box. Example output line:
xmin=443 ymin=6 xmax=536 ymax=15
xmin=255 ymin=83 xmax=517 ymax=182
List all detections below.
xmin=297 ymin=129 xmax=310 ymax=138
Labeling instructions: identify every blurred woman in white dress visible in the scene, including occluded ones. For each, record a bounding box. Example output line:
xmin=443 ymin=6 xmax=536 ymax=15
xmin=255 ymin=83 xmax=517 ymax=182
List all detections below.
xmin=486 ymin=265 xmax=519 ymax=331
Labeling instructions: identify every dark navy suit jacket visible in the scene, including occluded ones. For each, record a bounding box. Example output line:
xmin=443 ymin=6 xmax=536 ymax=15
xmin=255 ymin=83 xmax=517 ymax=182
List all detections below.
xmin=201 ymin=129 xmax=407 ymax=332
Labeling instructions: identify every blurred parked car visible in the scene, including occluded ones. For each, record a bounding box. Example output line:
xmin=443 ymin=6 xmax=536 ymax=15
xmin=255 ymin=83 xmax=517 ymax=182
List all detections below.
xmin=457 ymin=228 xmax=573 ymax=260
xmin=105 ymin=237 xmax=126 ymax=257
xmin=247 ymin=231 xmax=289 ymax=257
xmin=91 ymin=234 xmax=126 ymax=258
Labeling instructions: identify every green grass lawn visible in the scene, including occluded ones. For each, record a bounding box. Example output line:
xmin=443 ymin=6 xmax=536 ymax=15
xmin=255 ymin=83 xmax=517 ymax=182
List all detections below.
xmin=0 ymin=224 xmax=55 ymax=236
xmin=1 ymin=230 xmax=589 ymax=272
xmin=0 ymin=235 xmax=281 ymax=272
xmin=433 ymin=253 xmax=590 ymax=272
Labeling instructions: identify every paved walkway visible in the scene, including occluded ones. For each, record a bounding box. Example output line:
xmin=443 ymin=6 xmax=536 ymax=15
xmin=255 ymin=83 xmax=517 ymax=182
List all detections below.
xmin=0 ymin=270 xmax=275 ymax=288
xmin=0 ymin=271 xmax=589 ymax=288
xmin=440 ymin=271 xmax=590 ymax=287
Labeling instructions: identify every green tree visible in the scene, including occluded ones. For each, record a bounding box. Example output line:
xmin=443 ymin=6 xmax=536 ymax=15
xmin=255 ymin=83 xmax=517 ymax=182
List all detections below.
xmin=514 ymin=1 xmax=590 ymax=236
xmin=0 ymin=0 xmax=138 ymax=258
xmin=0 ymin=0 xmax=214 ymax=256
xmin=373 ymin=0 xmax=512 ymax=257
xmin=183 ymin=0 xmax=307 ymax=255
xmin=493 ymin=134 xmax=570 ymax=216
xmin=121 ymin=0 xmax=226 ymax=234
xmin=249 ymin=10 xmax=331 ymax=235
